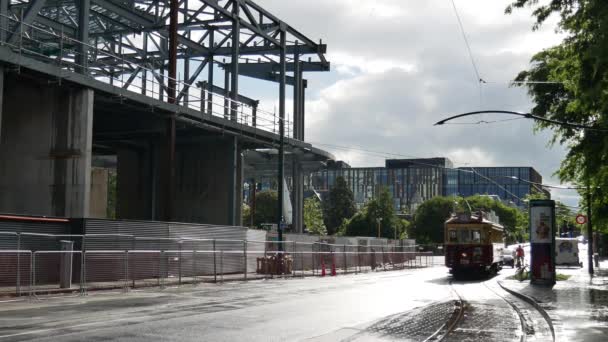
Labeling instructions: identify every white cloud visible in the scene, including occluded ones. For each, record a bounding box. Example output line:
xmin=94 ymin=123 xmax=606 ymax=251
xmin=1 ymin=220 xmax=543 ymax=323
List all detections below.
xmin=249 ymin=0 xmax=578 ymax=207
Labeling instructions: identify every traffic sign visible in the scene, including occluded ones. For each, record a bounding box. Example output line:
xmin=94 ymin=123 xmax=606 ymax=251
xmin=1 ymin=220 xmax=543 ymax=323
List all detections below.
xmin=576 ymin=214 xmax=587 ymax=225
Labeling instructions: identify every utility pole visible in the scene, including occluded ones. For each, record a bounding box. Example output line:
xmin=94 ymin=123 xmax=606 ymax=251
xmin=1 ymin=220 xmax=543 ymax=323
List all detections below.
xmin=164 ymin=0 xmax=178 ymax=221
xmin=277 ymin=28 xmax=286 ymax=252
xmin=587 ymin=183 xmax=594 ymax=275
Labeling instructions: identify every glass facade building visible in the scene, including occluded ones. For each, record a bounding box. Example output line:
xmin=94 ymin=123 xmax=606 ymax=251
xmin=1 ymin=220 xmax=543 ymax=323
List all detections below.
xmin=310 ymin=158 xmax=453 ymax=213
xmin=308 ymin=159 xmax=546 ymax=212
xmin=455 ymin=167 xmax=546 ymax=207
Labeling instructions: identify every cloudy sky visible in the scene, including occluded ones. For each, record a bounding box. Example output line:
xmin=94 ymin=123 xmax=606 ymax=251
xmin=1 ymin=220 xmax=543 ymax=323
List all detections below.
xmin=244 ymin=0 xmax=579 ymax=207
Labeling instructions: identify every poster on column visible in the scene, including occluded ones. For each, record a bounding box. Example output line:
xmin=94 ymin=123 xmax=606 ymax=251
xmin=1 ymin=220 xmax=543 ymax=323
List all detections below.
xmin=529 ymin=200 xmax=556 ymax=286
xmin=531 ymin=206 xmax=552 ymax=243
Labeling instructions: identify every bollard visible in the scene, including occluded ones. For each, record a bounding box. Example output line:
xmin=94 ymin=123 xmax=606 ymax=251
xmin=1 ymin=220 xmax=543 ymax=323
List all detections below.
xmin=124 ymin=251 xmax=129 ymax=292
xmin=220 ymin=250 xmax=224 ymax=283
xmin=213 ymin=239 xmax=217 ymax=283
xmin=243 ymin=240 xmax=248 ymax=280
xmin=16 ymin=233 xmax=21 ymax=296
xmin=343 ymin=245 xmax=347 ymax=274
xmin=193 ymin=249 xmax=197 ymax=284
xmin=594 ymin=253 xmax=600 ymax=268
xmin=59 ymin=241 xmax=74 ymax=289
xmin=178 ymin=243 xmax=182 ymax=285
xmin=331 ymin=251 xmax=337 ymax=276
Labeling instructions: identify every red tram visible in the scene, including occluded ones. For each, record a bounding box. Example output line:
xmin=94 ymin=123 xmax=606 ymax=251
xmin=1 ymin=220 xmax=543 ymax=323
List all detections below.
xmin=444 ymin=212 xmax=504 ymax=276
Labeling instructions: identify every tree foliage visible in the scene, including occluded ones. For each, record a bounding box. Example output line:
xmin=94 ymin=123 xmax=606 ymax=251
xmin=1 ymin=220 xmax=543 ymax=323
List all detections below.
xmin=340 ymin=187 xmax=397 ymax=238
xmin=304 ymin=197 xmax=327 ymax=236
xmin=411 ymin=195 xmax=528 ymax=244
xmin=411 ymin=197 xmax=456 ymax=244
xmin=507 ymin=0 xmax=608 ymax=232
xmin=245 ymin=190 xmax=277 ymax=228
xmin=323 ymin=176 xmax=357 ymax=235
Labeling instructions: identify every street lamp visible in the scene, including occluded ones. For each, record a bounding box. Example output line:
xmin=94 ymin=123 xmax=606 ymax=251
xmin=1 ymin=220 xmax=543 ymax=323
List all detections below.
xmin=376 ymin=217 xmax=383 ymax=239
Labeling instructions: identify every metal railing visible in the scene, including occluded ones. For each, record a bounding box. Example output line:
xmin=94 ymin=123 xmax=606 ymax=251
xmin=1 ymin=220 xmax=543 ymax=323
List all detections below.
xmin=0 ymin=232 xmax=432 ymax=301
xmin=0 ymin=13 xmax=295 ymax=139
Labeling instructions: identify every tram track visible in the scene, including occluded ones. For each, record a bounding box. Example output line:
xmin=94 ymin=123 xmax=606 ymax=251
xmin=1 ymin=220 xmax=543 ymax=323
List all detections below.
xmin=422 ymin=279 xmax=466 ymax=342
xmin=426 ymin=276 xmax=554 ymax=342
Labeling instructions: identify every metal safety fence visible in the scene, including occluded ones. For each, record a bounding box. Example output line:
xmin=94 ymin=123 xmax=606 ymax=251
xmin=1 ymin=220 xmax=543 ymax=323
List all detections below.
xmin=0 ymin=233 xmax=433 ymax=301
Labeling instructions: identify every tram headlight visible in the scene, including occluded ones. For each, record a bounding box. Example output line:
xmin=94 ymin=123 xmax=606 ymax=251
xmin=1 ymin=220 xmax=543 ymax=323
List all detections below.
xmin=461 ymin=252 xmax=467 ymax=258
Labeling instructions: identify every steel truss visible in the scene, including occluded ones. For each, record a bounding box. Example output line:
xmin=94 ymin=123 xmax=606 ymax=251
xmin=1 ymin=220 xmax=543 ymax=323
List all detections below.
xmin=0 ymin=0 xmax=329 ymax=140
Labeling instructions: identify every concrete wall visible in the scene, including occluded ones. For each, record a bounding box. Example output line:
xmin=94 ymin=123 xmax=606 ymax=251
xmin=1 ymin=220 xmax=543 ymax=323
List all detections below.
xmin=0 ymin=76 xmax=93 ymax=217
xmin=116 ymin=136 xmax=243 ymax=226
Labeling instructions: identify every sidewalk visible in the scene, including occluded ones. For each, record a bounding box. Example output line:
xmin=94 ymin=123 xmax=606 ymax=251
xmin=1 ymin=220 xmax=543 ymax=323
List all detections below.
xmin=500 ymin=259 xmax=608 ymax=342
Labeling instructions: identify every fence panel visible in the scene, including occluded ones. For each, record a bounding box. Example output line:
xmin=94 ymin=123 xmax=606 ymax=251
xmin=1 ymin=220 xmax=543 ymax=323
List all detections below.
xmin=129 ymin=251 xmax=163 ymax=289
xmin=32 ymin=251 xmax=82 ymax=296
xmin=85 ymin=251 xmax=128 ymax=291
xmin=0 ymin=250 xmax=31 ymax=298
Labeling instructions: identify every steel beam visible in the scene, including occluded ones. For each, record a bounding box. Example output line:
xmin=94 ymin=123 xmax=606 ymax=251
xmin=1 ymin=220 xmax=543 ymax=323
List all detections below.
xmin=7 ymin=0 xmax=48 ymax=45
xmin=277 ymin=27 xmax=286 ymax=251
xmin=207 ymin=28 xmax=214 ymax=116
xmin=230 ymin=0 xmax=240 ymax=122
xmin=177 ymin=58 xmax=208 ymax=102
xmin=293 ymin=45 xmax=300 ymax=140
xmin=165 ymin=0 xmax=179 ymax=221
xmin=76 ymin=0 xmax=90 ymax=74
xmin=198 ymin=82 xmax=257 ymax=107
xmin=0 ymin=0 xmax=8 ymax=43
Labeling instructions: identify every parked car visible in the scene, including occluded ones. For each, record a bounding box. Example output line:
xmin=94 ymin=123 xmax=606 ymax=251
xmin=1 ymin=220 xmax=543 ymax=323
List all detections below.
xmin=500 ymin=247 xmax=515 ymax=268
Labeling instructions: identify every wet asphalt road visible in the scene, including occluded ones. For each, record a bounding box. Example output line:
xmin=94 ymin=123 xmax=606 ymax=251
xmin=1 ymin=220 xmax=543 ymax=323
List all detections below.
xmin=0 ymin=266 xmax=536 ymax=341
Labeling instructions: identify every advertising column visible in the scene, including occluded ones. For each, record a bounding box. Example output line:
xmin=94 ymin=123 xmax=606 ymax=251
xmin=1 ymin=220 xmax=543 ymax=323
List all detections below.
xmin=529 ymin=200 xmax=556 ymax=286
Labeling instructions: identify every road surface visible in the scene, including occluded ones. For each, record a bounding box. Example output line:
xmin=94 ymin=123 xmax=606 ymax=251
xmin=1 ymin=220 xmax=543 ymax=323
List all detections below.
xmin=0 ymin=266 xmax=551 ymax=341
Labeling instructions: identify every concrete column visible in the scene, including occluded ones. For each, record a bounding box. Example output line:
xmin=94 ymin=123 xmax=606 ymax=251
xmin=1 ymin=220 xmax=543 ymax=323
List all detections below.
xmin=0 ymin=77 xmax=93 ymax=217
xmin=89 ymin=167 xmax=109 ymax=218
xmin=116 ymin=147 xmax=155 ymax=220
xmin=171 ymin=137 xmax=243 ymax=225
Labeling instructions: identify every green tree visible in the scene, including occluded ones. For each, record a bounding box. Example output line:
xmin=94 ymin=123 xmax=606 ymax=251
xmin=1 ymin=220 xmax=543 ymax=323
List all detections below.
xmin=323 ymin=176 xmax=357 ymax=235
xmin=411 ymin=197 xmax=456 ymax=244
xmin=249 ymin=190 xmax=277 ymax=228
xmin=506 ymin=0 xmax=608 ymax=233
xmin=340 ymin=187 xmax=397 ymax=238
xmin=462 ymin=195 xmax=523 ymax=244
xmin=303 ymin=197 xmax=327 ymax=235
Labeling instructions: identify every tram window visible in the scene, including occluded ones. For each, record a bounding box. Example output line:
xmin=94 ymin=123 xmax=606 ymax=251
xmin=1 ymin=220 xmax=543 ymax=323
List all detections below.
xmin=449 ymin=230 xmax=457 ymax=242
xmin=459 ymin=229 xmax=470 ymax=242
xmin=472 ymin=230 xmax=481 ymax=243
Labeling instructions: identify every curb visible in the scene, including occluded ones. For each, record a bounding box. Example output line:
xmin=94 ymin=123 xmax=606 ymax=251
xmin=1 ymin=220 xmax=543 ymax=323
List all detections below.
xmin=497 ymin=281 xmax=556 ymax=342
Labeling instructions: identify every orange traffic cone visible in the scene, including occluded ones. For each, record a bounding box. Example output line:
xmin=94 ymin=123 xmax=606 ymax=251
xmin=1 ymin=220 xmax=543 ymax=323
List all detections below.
xmin=321 ymin=259 xmax=326 ymax=277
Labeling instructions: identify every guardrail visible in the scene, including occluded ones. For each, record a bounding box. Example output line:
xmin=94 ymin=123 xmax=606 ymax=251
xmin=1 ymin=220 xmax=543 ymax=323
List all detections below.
xmin=0 ymin=246 xmax=432 ymax=300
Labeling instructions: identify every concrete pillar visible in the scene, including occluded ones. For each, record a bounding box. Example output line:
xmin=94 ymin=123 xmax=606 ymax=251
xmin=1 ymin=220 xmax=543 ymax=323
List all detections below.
xmin=0 ymin=77 xmax=93 ymax=217
xmin=116 ymin=147 xmax=156 ymax=220
xmin=172 ymin=137 xmax=243 ymax=225
xmin=89 ymin=167 xmax=109 ymax=218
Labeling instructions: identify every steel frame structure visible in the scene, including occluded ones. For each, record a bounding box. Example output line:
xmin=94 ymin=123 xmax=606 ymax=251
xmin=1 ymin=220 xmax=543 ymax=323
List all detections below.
xmin=0 ymin=0 xmax=329 ymax=236
xmin=0 ymin=0 xmax=329 ymax=138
